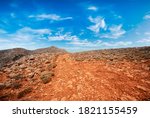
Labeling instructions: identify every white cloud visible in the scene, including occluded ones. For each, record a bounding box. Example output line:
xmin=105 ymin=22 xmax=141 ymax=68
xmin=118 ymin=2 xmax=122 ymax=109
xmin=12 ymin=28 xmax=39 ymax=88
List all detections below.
xmin=145 ymin=32 xmax=150 ymax=35
xmin=0 ymin=38 xmax=10 ymax=43
xmin=0 ymin=27 xmax=52 ymax=50
xmin=144 ymin=14 xmax=150 ymax=20
xmin=10 ymin=27 xmax=51 ymax=42
xmin=69 ymin=37 xmax=132 ymax=48
xmin=88 ymin=6 xmax=98 ymax=11
xmin=49 ymin=30 xmax=127 ymax=48
xmin=102 ymin=41 xmax=132 ymax=47
xmin=87 ymin=15 xmax=126 ymax=39
xmin=17 ymin=27 xmax=51 ymax=35
xmin=0 ymin=26 xmax=129 ymax=51
xmin=0 ymin=27 xmax=51 ymax=42
xmin=69 ymin=39 xmax=93 ymax=46
xmin=0 ymin=41 xmax=40 ymax=50
xmin=48 ymin=32 xmax=78 ymax=41
xmin=137 ymin=38 xmax=150 ymax=43
xmin=48 ymin=29 xmax=95 ymax=47
xmin=47 ymin=28 xmax=79 ymax=42
xmin=87 ymin=16 xmax=106 ymax=33
xmin=29 ymin=14 xmax=72 ymax=21
xmin=100 ymin=24 xmax=126 ymax=39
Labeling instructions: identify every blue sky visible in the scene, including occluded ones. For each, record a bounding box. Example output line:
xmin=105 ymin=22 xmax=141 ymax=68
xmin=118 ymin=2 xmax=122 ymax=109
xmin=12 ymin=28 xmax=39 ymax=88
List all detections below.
xmin=0 ymin=0 xmax=150 ymax=52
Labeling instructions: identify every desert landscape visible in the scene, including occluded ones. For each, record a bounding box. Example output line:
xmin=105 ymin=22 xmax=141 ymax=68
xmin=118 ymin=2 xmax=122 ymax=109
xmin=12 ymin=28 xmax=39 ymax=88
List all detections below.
xmin=0 ymin=46 xmax=150 ymax=101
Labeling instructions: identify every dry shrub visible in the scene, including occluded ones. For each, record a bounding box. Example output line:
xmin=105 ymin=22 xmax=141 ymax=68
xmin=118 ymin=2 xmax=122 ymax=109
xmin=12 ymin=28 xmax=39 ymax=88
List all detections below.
xmin=17 ymin=87 xmax=32 ymax=99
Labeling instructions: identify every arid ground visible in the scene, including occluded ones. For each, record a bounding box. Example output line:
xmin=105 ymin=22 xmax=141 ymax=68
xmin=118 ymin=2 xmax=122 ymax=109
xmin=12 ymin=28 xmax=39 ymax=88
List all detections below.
xmin=0 ymin=46 xmax=150 ymax=101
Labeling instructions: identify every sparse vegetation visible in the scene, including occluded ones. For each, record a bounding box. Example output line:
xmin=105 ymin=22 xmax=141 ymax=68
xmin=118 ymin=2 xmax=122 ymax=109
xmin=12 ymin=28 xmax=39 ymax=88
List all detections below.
xmin=0 ymin=46 xmax=150 ymax=101
xmin=0 ymin=93 xmax=12 ymax=100
xmin=10 ymin=74 xmax=24 ymax=80
xmin=40 ymin=72 xmax=54 ymax=84
xmin=11 ymin=82 xmax=22 ymax=89
xmin=17 ymin=87 xmax=32 ymax=99
xmin=12 ymin=54 xmax=24 ymax=61
xmin=142 ymin=98 xmax=150 ymax=101
xmin=71 ymin=47 xmax=150 ymax=61
xmin=0 ymin=83 xmax=5 ymax=90
xmin=51 ymin=63 xmax=57 ymax=68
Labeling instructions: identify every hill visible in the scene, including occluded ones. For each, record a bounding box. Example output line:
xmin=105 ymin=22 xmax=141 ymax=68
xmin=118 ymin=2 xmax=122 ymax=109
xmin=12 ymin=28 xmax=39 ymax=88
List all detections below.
xmin=33 ymin=46 xmax=67 ymax=54
xmin=0 ymin=46 xmax=67 ymax=69
xmin=0 ymin=48 xmax=31 ymax=68
xmin=0 ymin=46 xmax=150 ymax=101
xmin=71 ymin=46 xmax=150 ymax=61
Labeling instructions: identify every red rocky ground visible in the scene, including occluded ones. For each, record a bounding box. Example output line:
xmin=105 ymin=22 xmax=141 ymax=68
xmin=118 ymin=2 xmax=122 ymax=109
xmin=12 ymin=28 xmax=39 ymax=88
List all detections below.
xmin=0 ymin=47 xmax=150 ymax=101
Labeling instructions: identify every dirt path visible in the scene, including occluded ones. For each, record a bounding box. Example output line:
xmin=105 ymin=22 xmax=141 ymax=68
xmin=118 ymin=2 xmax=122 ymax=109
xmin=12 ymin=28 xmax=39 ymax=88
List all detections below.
xmin=45 ymin=54 xmax=150 ymax=101
xmin=1 ymin=53 xmax=150 ymax=101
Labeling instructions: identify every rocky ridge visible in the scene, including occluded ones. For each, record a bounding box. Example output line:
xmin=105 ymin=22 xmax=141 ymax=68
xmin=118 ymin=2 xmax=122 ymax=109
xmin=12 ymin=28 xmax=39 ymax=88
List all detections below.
xmin=0 ymin=46 xmax=66 ymax=69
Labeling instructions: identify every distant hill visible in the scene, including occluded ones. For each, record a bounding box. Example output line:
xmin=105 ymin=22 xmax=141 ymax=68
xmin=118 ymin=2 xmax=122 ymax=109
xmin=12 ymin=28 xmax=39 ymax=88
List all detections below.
xmin=0 ymin=46 xmax=67 ymax=68
xmin=33 ymin=46 xmax=67 ymax=54
xmin=71 ymin=46 xmax=150 ymax=61
xmin=0 ymin=48 xmax=31 ymax=68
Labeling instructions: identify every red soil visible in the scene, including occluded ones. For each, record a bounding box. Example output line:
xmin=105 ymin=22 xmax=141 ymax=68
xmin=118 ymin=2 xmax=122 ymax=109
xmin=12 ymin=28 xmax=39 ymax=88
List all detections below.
xmin=0 ymin=53 xmax=150 ymax=101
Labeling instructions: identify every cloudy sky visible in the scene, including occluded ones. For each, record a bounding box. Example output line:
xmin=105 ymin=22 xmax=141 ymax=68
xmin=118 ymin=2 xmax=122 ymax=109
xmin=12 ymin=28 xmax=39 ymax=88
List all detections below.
xmin=0 ymin=0 xmax=150 ymax=52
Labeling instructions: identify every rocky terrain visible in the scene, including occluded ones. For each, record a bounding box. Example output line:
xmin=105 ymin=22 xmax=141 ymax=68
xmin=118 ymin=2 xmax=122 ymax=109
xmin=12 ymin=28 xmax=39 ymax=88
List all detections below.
xmin=0 ymin=48 xmax=31 ymax=68
xmin=0 ymin=46 xmax=66 ymax=69
xmin=0 ymin=46 xmax=150 ymax=101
